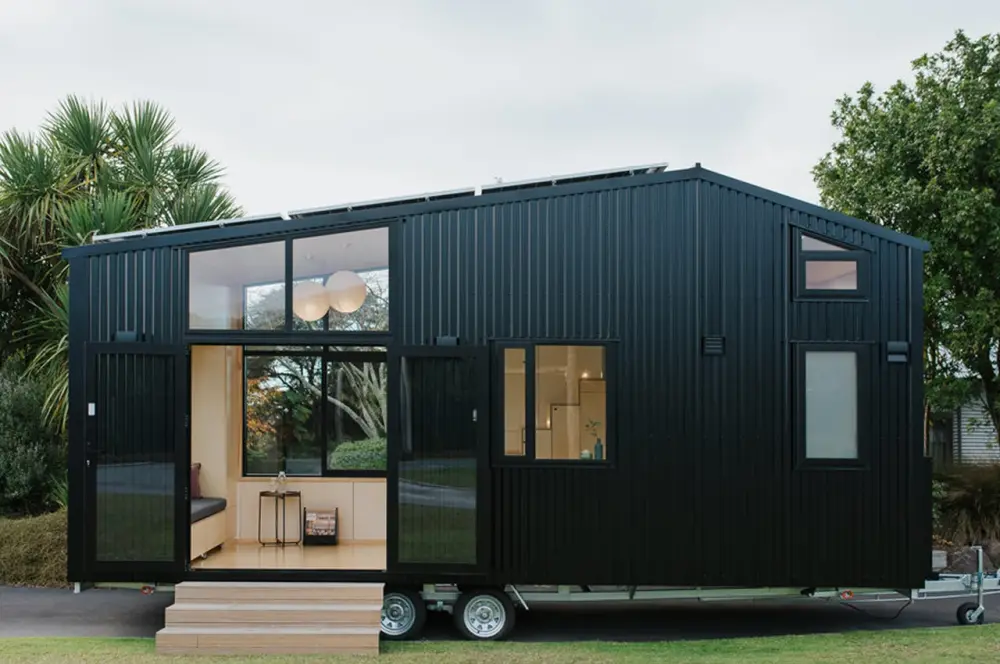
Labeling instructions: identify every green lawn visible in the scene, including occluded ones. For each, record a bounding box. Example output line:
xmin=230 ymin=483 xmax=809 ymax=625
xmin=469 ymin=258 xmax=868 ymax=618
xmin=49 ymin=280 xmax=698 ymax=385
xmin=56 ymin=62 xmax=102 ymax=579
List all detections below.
xmin=1 ymin=626 xmax=999 ymax=663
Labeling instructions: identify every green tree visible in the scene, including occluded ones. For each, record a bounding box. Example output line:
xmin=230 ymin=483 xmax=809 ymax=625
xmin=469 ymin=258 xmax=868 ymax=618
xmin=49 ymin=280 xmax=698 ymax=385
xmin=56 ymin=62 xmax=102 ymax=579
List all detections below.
xmin=0 ymin=96 xmax=242 ymax=429
xmin=813 ymin=30 xmax=1000 ymax=441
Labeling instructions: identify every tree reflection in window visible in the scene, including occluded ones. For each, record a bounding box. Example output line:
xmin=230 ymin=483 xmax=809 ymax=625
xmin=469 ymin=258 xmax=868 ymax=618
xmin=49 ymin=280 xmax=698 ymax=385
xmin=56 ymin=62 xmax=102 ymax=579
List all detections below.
xmin=243 ymin=348 xmax=387 ymax=476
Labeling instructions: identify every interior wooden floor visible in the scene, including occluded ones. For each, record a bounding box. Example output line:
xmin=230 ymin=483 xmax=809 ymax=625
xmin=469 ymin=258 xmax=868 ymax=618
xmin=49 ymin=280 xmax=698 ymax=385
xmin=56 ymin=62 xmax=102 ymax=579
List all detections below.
xmin=190 ymin=540 xmax=386 ymax=571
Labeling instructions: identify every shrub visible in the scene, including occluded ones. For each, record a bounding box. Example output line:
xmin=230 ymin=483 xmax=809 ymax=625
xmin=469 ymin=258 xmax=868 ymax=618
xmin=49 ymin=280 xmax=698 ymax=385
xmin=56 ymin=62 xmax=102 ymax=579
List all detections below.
xmin=934 ymin=463 xmax=1000 ymax=545
xmin=0 ymin=358 xmax=67 ymax=515
xmin=329 ymin=438 xmax=386 ymax=471
xmin=0 ymin=509 xmax=67 ymax=587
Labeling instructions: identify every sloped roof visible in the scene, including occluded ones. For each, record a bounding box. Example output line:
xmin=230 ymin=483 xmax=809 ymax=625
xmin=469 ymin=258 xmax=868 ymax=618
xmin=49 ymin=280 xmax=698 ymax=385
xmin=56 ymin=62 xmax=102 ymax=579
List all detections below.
xmin=63 ymin=162 xmax=930 ymax=258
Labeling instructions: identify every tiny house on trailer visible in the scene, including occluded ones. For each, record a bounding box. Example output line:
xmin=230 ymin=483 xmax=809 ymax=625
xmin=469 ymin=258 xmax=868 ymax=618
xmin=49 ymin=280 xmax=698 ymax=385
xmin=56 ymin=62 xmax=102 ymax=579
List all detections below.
xmin=64 ymin=163 xmax=934 ymax=654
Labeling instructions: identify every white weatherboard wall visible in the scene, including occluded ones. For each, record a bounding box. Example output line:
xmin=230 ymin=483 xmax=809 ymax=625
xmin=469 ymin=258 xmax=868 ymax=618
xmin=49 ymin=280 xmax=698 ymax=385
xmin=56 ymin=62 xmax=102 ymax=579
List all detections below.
xmin=954 ymin=398 xmax=1000 ymax=463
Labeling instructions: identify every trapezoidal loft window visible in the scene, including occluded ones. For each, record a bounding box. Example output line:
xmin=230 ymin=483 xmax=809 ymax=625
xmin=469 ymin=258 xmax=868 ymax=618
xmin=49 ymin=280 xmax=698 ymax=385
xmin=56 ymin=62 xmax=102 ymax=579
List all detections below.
xmin=500 ymin=343 xmax=612 ymax=464
xmin=796 ymin=343 xmax=870 ymax=468
xmin=794 ymin=231 xmax=869 ymax=300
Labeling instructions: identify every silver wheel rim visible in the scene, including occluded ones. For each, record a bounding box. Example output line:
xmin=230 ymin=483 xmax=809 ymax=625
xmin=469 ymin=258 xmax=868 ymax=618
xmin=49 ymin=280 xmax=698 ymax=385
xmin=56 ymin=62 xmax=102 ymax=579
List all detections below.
xmin=965 ymin=609 xmax=978 ymax=623
xmin=381 ymin=593 xmax=417 ymax=637
xmin=463 ymin=595 xmax=506 ymax=639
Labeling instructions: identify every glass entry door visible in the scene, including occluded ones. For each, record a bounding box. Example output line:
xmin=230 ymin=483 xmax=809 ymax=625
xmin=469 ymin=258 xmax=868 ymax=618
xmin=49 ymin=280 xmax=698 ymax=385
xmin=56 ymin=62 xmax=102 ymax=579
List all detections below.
xmin=84 ymin=343 xmax=188 ymax=581
xmin=388 ymin=347 xmax=489 ymax=573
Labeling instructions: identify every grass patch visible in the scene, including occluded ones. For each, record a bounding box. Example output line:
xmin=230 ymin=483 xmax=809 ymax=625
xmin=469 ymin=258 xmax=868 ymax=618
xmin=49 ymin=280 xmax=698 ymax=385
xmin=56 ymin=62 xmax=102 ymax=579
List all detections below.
xmin=1 ymin=626 xmax=999 ymax=663
xmin=0 ymin=508 xmax=67 ymax=587
xmin=398 ymin=503 xmax=476 ymax=565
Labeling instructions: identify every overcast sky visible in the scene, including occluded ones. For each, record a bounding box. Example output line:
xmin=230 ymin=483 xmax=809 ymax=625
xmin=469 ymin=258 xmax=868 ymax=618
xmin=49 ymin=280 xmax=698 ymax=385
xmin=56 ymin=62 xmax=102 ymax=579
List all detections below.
xmin=1 ymin=1 xmax=998 ymax=217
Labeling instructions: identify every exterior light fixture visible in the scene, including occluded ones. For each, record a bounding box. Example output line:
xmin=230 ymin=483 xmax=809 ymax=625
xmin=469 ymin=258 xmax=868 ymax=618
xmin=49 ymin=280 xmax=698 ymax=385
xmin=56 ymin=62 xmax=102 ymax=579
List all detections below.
xmin=326 ymin=270 xmax=367 ymax=313
xmin=292 ymin=281 xmax=329 ymax=321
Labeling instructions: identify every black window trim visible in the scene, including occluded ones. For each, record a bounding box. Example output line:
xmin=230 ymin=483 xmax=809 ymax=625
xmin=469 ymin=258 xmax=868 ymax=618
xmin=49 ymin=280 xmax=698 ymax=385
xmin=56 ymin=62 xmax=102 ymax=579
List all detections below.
xmin=793 ymin=229 xmax=870 ymax=301
xmin=492 ymin=338 xmax=617 ymax=469
xmin=241 ymin=345 xmax=388 ymax=478
xmin=793 ymin=341 xmax=873 ymax=471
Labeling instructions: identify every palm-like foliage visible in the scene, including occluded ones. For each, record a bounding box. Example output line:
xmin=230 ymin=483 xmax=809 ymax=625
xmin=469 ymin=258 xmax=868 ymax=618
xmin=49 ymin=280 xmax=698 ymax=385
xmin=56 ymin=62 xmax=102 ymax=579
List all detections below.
xmin=0 ymin=96 xmax=243 ymax=429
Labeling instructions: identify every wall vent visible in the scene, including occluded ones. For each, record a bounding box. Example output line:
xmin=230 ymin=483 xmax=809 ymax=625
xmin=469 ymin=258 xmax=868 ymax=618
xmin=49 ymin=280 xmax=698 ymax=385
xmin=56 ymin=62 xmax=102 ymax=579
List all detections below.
xmin=702 ymin=336 xmax=725 ymax=356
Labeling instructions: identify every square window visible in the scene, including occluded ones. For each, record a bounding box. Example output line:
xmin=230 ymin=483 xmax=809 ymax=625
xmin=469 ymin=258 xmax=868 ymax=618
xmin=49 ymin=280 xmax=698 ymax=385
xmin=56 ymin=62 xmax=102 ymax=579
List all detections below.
xmin=292 ymin=228 xmax=389 ymax=332
xmin=499 ymin=343 xmax=611 ymax=464
xmin=189 ymin=241 xmax=285 ymax=330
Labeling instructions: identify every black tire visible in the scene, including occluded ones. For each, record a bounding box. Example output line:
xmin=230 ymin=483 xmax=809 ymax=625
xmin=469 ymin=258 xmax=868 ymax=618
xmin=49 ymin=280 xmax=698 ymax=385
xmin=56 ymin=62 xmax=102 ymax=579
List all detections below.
xmin=380 ymin=588 xmax=427 ymax=640
xmin=453 ymin=589 xmax=516 ymax=641
xmin=956 ymin=601 xmax=985 ymax=625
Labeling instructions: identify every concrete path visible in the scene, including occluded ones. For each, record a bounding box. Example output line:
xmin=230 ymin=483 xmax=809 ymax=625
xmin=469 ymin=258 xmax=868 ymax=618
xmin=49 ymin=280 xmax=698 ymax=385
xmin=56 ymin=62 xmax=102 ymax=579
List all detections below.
xmin=0 ymin=586 xmax=172 ymax=638
xmin=1 ymin=585 xmax=996 ymax=641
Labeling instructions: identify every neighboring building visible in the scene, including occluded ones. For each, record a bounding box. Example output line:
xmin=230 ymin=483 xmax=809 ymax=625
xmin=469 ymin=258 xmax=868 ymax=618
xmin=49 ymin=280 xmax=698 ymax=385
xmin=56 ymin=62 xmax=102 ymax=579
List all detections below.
xmin=931 ymin=396 xmax=1000 ymax=467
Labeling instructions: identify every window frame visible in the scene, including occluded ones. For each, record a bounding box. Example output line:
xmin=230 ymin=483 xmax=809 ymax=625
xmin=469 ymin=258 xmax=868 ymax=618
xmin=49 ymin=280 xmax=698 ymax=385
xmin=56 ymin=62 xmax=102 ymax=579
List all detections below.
xmin=184 ymin=221 xmax=392 ymax=337
xmin=492 ymin=339 xmax=617 ymax=469
xmin=241 ymin=345 xmax=388 ymax=478
xmin=793 ymin=342 xmax=872 ymax=470
xmin=793 ymin=229 xmax=870 ymax=301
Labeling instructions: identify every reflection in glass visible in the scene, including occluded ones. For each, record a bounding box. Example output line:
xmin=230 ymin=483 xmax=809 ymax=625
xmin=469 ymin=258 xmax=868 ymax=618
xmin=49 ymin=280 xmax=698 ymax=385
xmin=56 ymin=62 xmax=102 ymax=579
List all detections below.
xmin=244 ymin=353 xmax=323 ymax=476
xmin=325 ymin=358 xmax=388 ymax=472
xmin=398 ymin=357 xmax=477 ymax=565
xmin=94 ymin=353 xmax=175 ymax=562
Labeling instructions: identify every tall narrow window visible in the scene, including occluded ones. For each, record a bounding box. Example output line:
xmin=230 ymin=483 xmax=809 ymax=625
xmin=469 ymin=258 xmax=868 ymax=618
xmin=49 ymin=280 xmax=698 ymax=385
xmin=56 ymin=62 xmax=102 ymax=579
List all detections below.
xmin=503 ymin=348 xmax=526 ymax=456
xmin=804 ymin=350 xmax=858 ymax=460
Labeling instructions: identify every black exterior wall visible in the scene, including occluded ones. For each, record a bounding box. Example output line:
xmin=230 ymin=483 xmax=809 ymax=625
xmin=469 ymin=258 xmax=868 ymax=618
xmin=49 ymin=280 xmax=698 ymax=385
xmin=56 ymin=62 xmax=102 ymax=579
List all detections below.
xmin=65 ymin=166 xmax=932 ymax=589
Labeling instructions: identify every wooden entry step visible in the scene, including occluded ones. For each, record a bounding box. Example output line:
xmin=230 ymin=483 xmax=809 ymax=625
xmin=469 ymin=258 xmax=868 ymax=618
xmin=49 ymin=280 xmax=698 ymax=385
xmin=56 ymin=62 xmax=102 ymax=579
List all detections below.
xmin=156 ymin=582 xmax=384 ymax=655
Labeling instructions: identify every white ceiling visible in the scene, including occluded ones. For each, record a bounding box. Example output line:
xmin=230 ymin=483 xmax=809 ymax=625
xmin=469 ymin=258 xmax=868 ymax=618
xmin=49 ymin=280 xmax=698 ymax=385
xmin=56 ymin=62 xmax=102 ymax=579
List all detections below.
xmin=189 ymin=227 xmax=389 ymax=287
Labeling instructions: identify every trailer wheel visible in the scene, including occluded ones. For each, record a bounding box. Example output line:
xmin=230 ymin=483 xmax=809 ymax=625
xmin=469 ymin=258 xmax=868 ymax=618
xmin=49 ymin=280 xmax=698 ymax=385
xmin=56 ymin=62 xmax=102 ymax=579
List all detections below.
xmin=380 ymin=588 xmax=426 ymax=640
xmin=453 ymin=589 xmax=515 ymax=640
xmin=956 ymin=602 xmax=985 ymax=625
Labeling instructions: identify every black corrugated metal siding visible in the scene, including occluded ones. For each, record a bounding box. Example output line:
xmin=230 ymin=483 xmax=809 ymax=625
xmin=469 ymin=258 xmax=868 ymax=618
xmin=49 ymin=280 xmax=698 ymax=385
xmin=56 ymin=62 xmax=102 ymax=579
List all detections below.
xmin=68 ymin=167 xmax=929 ymax=588
xmin=398 ymin=177 xmax=926 ymax=588
xmin=87 ymin=247 xmax=185 ymax=344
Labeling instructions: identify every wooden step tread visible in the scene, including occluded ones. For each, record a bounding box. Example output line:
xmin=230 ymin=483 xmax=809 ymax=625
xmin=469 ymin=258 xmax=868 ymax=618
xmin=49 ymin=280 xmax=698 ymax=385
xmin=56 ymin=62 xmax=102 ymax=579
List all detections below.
xmin=168 ymin=602 xmax=382 ymax=611
xmin=176 ymin=581 xmax=384 ymax=589
xmin=158 ymin=626 xmax=380 ymax=635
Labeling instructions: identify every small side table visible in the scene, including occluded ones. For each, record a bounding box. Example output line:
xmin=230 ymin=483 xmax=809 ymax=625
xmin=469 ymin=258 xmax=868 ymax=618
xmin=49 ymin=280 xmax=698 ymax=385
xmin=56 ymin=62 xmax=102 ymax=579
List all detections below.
xmin=258 ymin=490 xmax=302 ymax=546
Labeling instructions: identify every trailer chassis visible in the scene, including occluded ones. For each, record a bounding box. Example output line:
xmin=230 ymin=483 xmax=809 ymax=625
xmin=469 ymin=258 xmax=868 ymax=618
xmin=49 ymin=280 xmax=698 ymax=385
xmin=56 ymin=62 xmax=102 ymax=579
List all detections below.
xmin=383 ymin=546 xmax=998 ymax=640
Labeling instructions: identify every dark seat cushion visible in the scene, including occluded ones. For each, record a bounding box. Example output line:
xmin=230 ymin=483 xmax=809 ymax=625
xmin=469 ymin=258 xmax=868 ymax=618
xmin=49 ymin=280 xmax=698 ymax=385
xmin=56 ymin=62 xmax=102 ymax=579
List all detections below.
xmin=191 ymin=497 xmax=227 ymax=523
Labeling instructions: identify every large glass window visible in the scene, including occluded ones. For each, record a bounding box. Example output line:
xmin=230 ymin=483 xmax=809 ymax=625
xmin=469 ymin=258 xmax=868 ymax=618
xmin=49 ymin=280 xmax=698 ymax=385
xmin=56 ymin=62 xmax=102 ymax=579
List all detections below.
xmin=243 ymin=347 xmax=387 ymax=476
xmin=188 ymin=226 xmax=389 ymax=333
xmin=189 ymin=241 xmax=285 ymax=330
xmin=291 ymin=227 xmax=389 ymax=332
xmin=502 ymin=343 xmax=610 ymax=463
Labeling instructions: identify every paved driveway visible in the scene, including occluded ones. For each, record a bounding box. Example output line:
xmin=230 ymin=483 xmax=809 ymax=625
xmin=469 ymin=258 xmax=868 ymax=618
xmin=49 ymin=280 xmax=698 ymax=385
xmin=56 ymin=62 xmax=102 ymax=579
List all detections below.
xmin=1 ymin=585 xmax=995 ymax=640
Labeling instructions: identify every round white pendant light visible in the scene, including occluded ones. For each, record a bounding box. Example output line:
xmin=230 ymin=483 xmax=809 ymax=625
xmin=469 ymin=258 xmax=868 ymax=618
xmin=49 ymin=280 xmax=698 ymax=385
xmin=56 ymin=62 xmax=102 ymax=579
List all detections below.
xmin=326 ymin=270 xmax=367 ymax=313
xmin=292 ymin=281 xmax=329 ymax=321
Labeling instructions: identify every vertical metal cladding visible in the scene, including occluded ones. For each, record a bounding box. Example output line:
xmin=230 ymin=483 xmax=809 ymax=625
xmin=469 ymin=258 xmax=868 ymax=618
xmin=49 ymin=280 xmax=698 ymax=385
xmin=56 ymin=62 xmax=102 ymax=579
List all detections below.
xmin=71 ymin=167 xmax=928 ymax=589
xmin=87 ymin=246 xmax=184 ymax=344
xmin=401 ymin=176 xmax=925 ymax=588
